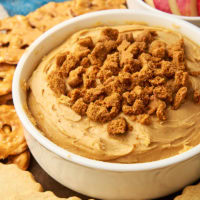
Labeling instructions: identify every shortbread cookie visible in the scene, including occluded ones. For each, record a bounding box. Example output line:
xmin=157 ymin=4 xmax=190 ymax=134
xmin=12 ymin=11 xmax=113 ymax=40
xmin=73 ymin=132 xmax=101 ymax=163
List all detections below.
xmin=7 ymin=150 xmax=31 ymax=170
xmin=174 ymin=183 xmax=200 ymax=199
xmin=7 ymin=191 xmax=81 ymax=200
xmin=0 ymin=105 xmax=27 ymax=159
xmin=0 ymin=163 xmax=43 ymax=197
xmin=0 ymin=163 xmax=82 ymax=200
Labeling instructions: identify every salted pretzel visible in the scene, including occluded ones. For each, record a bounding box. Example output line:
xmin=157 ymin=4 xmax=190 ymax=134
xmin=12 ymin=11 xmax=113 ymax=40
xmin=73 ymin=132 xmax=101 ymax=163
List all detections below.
xmin=0 ymin=105 xmax=27 ymax=159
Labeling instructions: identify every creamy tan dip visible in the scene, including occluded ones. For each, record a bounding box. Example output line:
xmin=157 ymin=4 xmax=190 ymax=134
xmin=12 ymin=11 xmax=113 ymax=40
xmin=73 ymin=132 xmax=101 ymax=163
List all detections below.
xmin=27 ymin=24 xmax=200 ymax=163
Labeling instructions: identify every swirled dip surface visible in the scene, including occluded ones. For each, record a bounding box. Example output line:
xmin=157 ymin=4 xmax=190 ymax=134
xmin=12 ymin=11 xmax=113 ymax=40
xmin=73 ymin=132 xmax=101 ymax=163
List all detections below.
xmin=27 ymin=24 xmax=200 ymax=163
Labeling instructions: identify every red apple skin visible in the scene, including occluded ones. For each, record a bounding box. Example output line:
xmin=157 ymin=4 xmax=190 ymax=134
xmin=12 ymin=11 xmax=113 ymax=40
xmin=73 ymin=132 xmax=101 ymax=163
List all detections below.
xmin=153 ymin=0 xmax=172 ymax=13
xmin=176 ymin=0 xmax=198 ymax=16
xmin=198 ymin=0 xmax=200 ymax=16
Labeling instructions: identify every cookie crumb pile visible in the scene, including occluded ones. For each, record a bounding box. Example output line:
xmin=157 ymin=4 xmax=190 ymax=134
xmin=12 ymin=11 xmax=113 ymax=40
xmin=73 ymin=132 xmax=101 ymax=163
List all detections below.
xmin=48 ymin=28 xmax=200 ymax=135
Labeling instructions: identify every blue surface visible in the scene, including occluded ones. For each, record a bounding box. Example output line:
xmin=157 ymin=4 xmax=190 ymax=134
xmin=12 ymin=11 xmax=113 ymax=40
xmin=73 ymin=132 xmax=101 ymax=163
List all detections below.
xmin=0 ymin=0 xmax=68 ymax=16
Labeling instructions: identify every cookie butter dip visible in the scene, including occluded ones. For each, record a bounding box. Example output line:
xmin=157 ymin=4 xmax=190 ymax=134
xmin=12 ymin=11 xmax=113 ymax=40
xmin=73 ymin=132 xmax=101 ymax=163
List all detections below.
xmin=27 ymin=24 xmax=200 ymax=163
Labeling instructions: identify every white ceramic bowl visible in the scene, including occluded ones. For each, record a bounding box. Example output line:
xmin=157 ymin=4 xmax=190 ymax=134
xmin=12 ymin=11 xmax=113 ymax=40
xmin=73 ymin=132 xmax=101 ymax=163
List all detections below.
xmin=13 ymin=10 xmax=200 ymax=200
xmin=127 ymin=0 xmax=200 ymax=27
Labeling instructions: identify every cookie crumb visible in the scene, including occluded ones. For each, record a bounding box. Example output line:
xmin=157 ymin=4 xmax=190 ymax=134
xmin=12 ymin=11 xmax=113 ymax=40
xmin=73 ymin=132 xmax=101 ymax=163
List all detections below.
xmin=156 ymin=100 xmax=167 ymax=121
xmin=72 ymin=98 xmax=88 ymax=116
xmin=137 ymin=114 xmax=151 ymax=125
xmin=78 ymin=36 xmax=94 ymax=48
xmin=68 ymin=66 xmax=85 ymax=88
xmin=135 ymin=30 xmax=157 ymax=43
xmin=153 ymin=86 xmax=168 ymax=100
xmin=173 ymin=87 xmax=187 ymax=109
xmin=56 ymin=53 xmax=67 ymax=67
xmin=48 ymin=70 xmax=66 ymax=96
xmin=149 ymin=40 xmax=166 ymax=58
xmin=107 ymin=117 xmax=127 ymax=135
xmin=189 ymin=71 xmax=200 ymax=77
xmin=101 ymin=28 xmax=119 ymax=41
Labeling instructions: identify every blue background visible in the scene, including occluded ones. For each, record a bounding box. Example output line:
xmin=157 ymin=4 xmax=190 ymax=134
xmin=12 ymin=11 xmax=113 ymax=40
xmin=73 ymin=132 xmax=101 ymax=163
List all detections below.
xmin=0 ymin=0 xmax=67 ymax=16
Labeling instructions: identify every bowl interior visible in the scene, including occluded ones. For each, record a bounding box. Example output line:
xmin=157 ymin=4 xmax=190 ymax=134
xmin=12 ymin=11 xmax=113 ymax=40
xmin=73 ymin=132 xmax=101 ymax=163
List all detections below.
xmin=13 ymin=9 xmax=200 ymax=172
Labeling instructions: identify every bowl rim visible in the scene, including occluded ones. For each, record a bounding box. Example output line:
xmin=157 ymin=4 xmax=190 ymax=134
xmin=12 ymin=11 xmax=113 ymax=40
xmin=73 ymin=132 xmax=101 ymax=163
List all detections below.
xmin=129 ymin=0 xmax=200 ymax=20
xmin=13 ymin=9 xmax=200 ymax=172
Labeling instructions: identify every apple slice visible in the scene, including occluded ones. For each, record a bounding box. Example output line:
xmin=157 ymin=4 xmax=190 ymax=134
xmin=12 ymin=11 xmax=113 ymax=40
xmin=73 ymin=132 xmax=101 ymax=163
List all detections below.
xmin=153 ymin=0 xmax=172 ymax=13
xmin=197 ymin=0 xmax=200 ymax=16
xmin=176 ymin=0 xmax=198 ymax=16
xmin=169 ymin=0 xmax=181 ymax=15
xmin=144 ymin=0 xmax=155 ymax=8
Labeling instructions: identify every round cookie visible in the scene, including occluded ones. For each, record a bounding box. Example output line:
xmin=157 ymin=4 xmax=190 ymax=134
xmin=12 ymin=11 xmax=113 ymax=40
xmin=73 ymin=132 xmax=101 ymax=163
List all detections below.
xmin=0 ymin=163 xmax=82 ymax=200
xmin=0 ymin=163 xmax=43 ymax=197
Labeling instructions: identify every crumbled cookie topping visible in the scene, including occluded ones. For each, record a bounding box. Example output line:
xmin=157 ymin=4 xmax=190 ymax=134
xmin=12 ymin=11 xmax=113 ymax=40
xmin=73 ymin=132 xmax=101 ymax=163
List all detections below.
xmin=48 ymin=27 xmax=199 ymax=134
xmin=107 ymin=117 xmax=127 ymax=135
